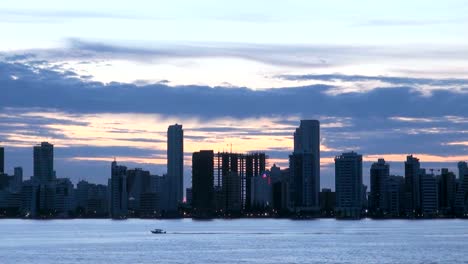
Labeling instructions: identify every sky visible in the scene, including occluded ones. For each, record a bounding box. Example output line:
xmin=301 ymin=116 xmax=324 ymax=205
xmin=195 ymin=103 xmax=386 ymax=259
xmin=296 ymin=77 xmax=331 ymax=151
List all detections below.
xmin=0 ymin=0 xmax=467 ymax=190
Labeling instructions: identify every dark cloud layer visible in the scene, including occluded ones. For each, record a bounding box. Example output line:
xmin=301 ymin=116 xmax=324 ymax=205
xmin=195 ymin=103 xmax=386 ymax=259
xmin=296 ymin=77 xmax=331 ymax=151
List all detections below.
xmin=1 ymin=61 xmax=467 ymax=118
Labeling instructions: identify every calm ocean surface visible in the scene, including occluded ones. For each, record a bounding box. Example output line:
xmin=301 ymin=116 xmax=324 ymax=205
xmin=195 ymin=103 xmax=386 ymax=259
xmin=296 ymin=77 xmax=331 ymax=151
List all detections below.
xmin=0 ymin=219 xmax=467 ymax=264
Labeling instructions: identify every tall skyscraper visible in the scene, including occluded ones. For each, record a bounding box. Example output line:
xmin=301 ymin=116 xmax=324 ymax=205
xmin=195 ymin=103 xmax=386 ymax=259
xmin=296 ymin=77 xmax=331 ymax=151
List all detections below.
xmin=335 ymin=152 xmax=363 ymax=218
xmin=420 ymin=170 xmax=438 ymax=217
xmin=458 ymin=161 xmax=468 ymax=183
xmin=0 ymin=146 xmax=4 ymax=174
xmin=245 ymin=152 xmax=266 ymax=211
xmin=33 ymin=142 xmax=54 ymax=184
xmin=369 ymin=159 xmax=389 ymax=216
xmin=192 ymin=150 xmax=214 ymax=216
xmin=385 ymin=175 xmax=405 ymax=217
xmin=126 ymin=168 xmax=152 ymax=214
xmin=289 ymin=120 xmax=320 ymax=211
xmin=405 ymin=155 xmax=421 ymax=215
xmin=216 ymin=152 xmax=243 ymax=214
xmin=167 ymin=124 xmax=184 ymax=211
xmin=109 ymin=160 xmax=128 ymax=219
xmin=455 ymin=162 xmax=468 ymax=216
xmin=438 ymin=168 xmax=456 ymax=215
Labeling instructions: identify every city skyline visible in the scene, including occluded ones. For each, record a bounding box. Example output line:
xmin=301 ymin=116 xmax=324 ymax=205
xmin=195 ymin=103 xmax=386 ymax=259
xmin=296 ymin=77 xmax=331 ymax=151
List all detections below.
xmin=1 ymin=119 xmax=467 ymax=219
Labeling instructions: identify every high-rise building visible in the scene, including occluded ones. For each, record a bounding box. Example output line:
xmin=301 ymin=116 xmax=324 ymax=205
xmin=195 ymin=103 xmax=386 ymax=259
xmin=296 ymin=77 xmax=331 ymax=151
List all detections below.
xmin=87 ymin=183 xmax=109 ymax=217
xmin=0 ymin=146 xmax=4 ymax=174
xmin=289 ymin=120 xmax=320 ymax=211
xmin=369 ymin=159 xmax=389 ymax=216
xmin=109 ymin=160 xmax=128 ymax=219
xmin=192 ymin=150 xmax=214 ymax=216
xmin=335 ymin=152 xmax=363 ymax=218
xmin=438 ymin=168 xmax=456 ymax=216
xmin=33 ymin=142 xmax=54 ymax=184
xmin=216 ymin=152 xmax=243 ymax=214
xmin=420 ymin=171 xmax=438 ymax=217
xmin=20 ymin=180 xmax=39 ymax=217
xmin=76 ymin=180 xmax=90 ymax=214
xmin=319 ymin=188 xmax=336 ymax=217
xmin=458 ymin=161 xmax=468 ymax=183
xmin=127 ymin=168 xmax=151 ymax=215
xmin=385 ymin=175 xmax=405 ymax=217
xmin=455 ymin=163 xmax=468 ymax=216
xmin=245 ymin=153 xmax=266 ymax=211
xmin=167 ymin=124 xmax=184 ymax=211
xmin=271 ymin=166 xmax=290 ymax=214
xmin=404 ymin=155 xmax=422 ymax=215
xmin=53 ymin=178 xmax=75 ymax=217
xmin=250 ymin=172 xmax=272 ymax=210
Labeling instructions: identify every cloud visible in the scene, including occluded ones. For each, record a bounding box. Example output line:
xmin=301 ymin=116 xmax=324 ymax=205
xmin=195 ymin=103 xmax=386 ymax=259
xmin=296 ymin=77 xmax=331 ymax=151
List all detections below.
xmin=278 ymin=73 xmax=468 ymax=95
xmin=1 ymin=61 xmax=467 ymax=119
xmin=4 ymin=39 xmax=468 ymax=71
xmin=1 ymin=60 xmax=467 ymax=188
xmin=358 ymin=19 xmax=459 ymax=27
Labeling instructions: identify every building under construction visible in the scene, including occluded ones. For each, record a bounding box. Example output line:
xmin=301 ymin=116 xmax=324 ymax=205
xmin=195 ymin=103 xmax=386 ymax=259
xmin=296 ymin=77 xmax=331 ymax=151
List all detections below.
xmin=214 ymin=152 xmax=266 ymax=215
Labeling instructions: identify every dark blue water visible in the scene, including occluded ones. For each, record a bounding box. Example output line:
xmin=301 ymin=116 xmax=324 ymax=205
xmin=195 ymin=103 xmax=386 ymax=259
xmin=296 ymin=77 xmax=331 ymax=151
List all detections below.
xmin=0 ymin=219 xmax=467 ymax=264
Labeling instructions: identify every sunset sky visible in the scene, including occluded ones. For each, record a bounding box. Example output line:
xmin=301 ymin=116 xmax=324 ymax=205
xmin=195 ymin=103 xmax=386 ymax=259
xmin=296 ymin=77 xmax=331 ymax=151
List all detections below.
xmin=0 ymin=0 xmax=467 ymax=189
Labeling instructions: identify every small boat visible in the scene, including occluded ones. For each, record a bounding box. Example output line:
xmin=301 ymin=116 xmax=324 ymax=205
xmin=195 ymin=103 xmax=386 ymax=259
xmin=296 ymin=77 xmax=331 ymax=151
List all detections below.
xmin=151 ymin=229 xmax=166 ymax=234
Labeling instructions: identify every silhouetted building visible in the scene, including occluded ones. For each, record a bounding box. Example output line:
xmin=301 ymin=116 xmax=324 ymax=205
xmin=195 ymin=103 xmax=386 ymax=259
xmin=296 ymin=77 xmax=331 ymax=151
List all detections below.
xmin=53 ymin=178 xmax=75 ymax=217
xmin=289 ymin=120 xmax=320 ymax=212
xmin=0 ymin=190 xmax=21 ymax=216
xmin=20 ymin=180 xmax=39 ymax=217
xmin=405 ymin=155 xmax=422 ymax=216
xmin=33 ymin=142 xmax=55 ymax=184
xmin=272 ymin=181 xmax=289 ymax=214
xmin=0 ymin=146 xmax=4 ymax=174
xmin=271 ymin=166 xmax=290 ymax=214
xmin=245 ymin=153 xmax=266 ymax=211
xmin=211 ymin=152 xmax=268 ymax=215
xmin=192 ymin=150 xmax=214 ymax=217
xmin=127 ymin=168 xmax=151 ymax=215
xmin=109 ymin=160 xmax=128 ymax=219
xmin=76 ymin=180 xmax=90 ymax=214
xmin=420 ymin=171 xmax=438 ymax=217
xmin=213 ymin=186 xmax=224 ymax=214
xmin=335 ymin=152 xmax=363 ymax=218
xmin=186 ymin=188 xmax=192 ymax=205
xmin=369 ymin=159 xmax=389 ymax=216
xmin=455 ymin=163 xmax=468 ymax=216
xmin=438 ymin=168 xmax=456 ymax=216
xmin=319 ymin=188 xmax=336 ymax=217
xmin=139 ymin=192 xmax=160 ymax=217
xmin=385 ymin=175 xmax=405 ymax=217
xmin=76 ymin=180 xmax=108 ymax=217
xmin=150 ymin=174 xmax=166 ymax=214
xmin=87 ymin=183 xmax=108 ymax=216
xmin=0 ymin=172 xmax=9 ymax=190
xmin=250 ymin=172 xmax=272 ymax=210
xmin=217 ymin=152 xmax=242 ymax=215
xmin=459 ymin=161 xmax=468 ymax=184
xmin=167 ymin=124 xmax=184 ymax=212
